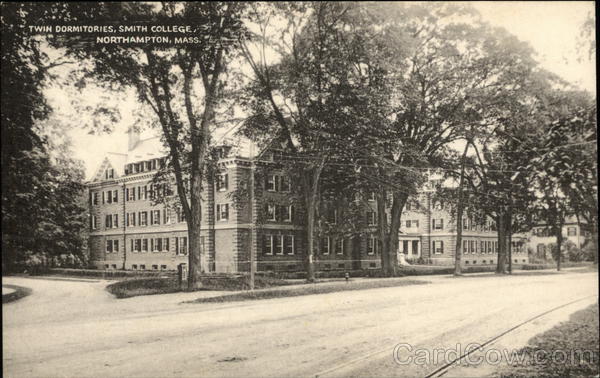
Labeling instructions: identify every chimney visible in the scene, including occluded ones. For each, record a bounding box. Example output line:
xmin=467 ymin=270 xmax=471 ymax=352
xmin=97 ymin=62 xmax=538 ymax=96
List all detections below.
xmin=127 ymin=126 xmax=140 ymax=151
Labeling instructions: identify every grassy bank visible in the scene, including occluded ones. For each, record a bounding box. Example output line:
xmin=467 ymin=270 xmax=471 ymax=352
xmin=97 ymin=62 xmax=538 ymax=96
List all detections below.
xmin=2 ymin=284 xmax=32 ymax=304
xmin=499 ymin=302 xmax=599 ymax=377
xmin=106 ymin=275 xmax=293 ymax=299
xmin=188 ymin=278 xmax=428 ymax=304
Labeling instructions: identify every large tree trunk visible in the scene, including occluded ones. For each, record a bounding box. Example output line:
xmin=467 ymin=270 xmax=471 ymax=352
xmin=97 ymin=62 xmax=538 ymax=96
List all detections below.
xmin=507 ymin=209 xmax=513 ymax=274
xmin=454 ymin=142 xmax=470 ymax=275
xmin=378 ymin=191 xmax=406 ymax=277
xmin=304 ymin=159 xmax=325 ymax=282
xmin=556 ymin=222 xmax=563 ymax=271
xmin=496 ymin=213 xmax=507 ymax=274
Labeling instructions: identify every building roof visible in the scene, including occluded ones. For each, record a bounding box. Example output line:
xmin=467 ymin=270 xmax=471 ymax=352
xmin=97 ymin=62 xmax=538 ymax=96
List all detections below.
xmin=88 ymin=127 xmax=262 ymax=183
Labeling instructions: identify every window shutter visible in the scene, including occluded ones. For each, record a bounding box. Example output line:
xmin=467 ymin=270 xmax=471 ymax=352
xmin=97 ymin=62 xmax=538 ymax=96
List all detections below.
xmin=151 ymin=239 xmax=154 ymax=251
xmin=224 ymin=174 xmax=229 ymax=190
xmin=440 ymin=219 xmax=444 ymax=229
xmin=441 ymin=241 xmax=444 ymax=253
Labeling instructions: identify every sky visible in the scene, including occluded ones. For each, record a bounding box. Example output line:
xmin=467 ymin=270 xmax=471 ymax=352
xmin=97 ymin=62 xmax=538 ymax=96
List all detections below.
xmin=53 ymin=1 xmax=596 ymax=179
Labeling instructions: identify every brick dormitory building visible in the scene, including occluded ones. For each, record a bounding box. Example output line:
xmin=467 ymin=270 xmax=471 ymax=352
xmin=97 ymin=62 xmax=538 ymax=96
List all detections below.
xmin=87 ymin=129 xmax=528 ymax=273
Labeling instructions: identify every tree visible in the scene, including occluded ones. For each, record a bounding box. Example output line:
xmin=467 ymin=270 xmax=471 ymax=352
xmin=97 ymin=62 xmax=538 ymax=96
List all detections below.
xmin=239 ymin=2 xmax=404 ymax=280
xmin=363 ymin=3 xmax=542 ymax=275
xmin=527 ymin=91 xmax=597 ymax=269
xmin=55 ymin=2 xmax=249 ymax=288
xmin=1 ymin=3 xmax=87 ymax=272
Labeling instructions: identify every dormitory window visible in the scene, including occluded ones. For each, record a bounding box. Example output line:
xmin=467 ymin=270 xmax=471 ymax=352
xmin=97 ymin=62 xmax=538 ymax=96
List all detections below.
xmin=367 ymin=236 xmax=377 ymax=255
xmin=471 ymin=240 xmax=476 ymax=254
xmin=105 ymin=168 xmax=114 ymax=180
xmin=139 ymin=211 xmax=148 ymax=226
xmin=266 ymin=174 xmax=291 ymax=192
xmin=91 ymin=215 xmax=98 ymax=230
xmin=367 ymin=211 xmax=377 ymax=226
xmin=126 ymin=212 xmax=136 ymax=227
xmin=106 ymin=240 xmax=119 ymax=253
xmin=266 ymin=175 xmax=276 ymax=191
xmin=93 ymin=192 xmax=99 ymax=205
xmin=432 ymin=218 xmax=444 ymax=230
xmin=274 ymin=234 xmax=284 ymax=255
xmin=267 ymin=204 xmax=276 ymax=221
xmin=127 ymin=187 xmax=136 ymax=201
xmin=216 ymin=204 xmax=229 ymax=221
xmin=321 ymin=237 xmax=330 ymax=255
xmin=176 ymin=237 xmax=188 ymax=255
xmin=284 ymin=235 xmax=294 ymax=255
xmin=567 ymin=227 xmax=577 ymax=236
xmin=150 ymin=210 xmax=161 ymax=225
xmin=216 ymin=173 xmax=228 ymax=191
xmin=433 ymin=240 xmax=444 ymax=254
xmin=142 ymin=239 xmax=148 ymax=252
xmin=280 ymin=176 xmax=290 ymax=192
xmin=281 ymin=205 xmax=292 ymax=222
xmin=463 ymin=240 xmax=469 ymax=254
xmin=481 ymin=241 xmax=486 ymax=253
xmin=151 ymin=238 xmax=168 ymax=252
xmin=105 ymin=214 xmax=118 ymax=229
xmin=335 ymin=238 xmax=344 ymax=255
xmin=405 ymin=220 xmax=419 ymax=229
xmin=113 ymin=190 xmax=118 ymax=203
xmin=176 ymin=207 xmax=186 ymax=223
xmin=132 ymin=239 xmax=142 ymax=253
xmin=263 ymin=235 xmax=274 ymax=255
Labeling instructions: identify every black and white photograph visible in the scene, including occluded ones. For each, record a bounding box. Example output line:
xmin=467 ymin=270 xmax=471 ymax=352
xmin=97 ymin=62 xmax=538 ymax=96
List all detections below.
xmin=2 ymin=2 xmax=598 ymax=377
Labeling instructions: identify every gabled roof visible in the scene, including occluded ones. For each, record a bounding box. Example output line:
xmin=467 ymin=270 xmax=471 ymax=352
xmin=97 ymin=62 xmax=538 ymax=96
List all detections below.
xmin=90 ymin=152 xmax=127 ymax=182
xmin=126 ymin=136 xmax=165 ymax=164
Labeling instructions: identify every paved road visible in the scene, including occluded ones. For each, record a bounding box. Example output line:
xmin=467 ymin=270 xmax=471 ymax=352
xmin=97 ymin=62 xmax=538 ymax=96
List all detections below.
xmin=3 ymin=269 xmax=597 ymax=378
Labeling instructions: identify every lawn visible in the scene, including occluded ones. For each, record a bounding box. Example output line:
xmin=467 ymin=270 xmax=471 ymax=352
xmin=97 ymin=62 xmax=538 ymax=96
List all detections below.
xmin=187 ymin=278 xmax=428 ymax=304
xmin=498 ymin=302 xmax=599 ymax=377
xmin=106 ymin=275 xmax=293 ymax=298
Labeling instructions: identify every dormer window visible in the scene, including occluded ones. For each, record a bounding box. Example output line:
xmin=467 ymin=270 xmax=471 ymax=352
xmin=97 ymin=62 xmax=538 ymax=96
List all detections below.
xmin=105 ymin=168 xmax=114 ymax=180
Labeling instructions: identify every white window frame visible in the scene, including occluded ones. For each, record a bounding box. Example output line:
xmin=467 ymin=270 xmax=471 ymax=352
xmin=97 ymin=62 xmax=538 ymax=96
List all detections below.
xmin=177 ymin=237 xmax=188 ymax=255
xmin=282 ymin=205 xmax=292 ymax=222
xmin=217 ymin=203 xmax=229 ymax=221
xmin=322 ymin=236 xmax=330 ymax=255
xmin=112 ymin=214 xmax=118 ymax=228
xmin=280 ymin=175 xmax=291 ymax=192
xmin=151 ymin=209 xmax=161 ymax=225
xmin=266 ymin=175 xmax=276 ymax=191
xmin=284 ymin=235 xmax=294 ymax=255
xmin=91 ymin=215 xmax=98 ymax=230
xmin=216 ymin=173 xmax=228 ymax=192
xmin=106 ymin=240 xmax=113 ymax=253
xmin=264 ymin=235 xmax=273 ymax=255
xmin=335 ymin=237 xmax=344 ymax=255
xmin=163 ymin=237 xmax=170 ymax=252
xmin=275 ymin=234 xmax=284 ymax=255
xmin=139 ymin=211 xmax=148 ymax=226
xmin=142 ymin=239 xmax=148 ymax=253
xmin=433 ymin=240 xmax=444 ymax=255
xmin=267 ymin=204 xmax=276 ymax=221
xmin=367 ymin=236 xmax=377 ymax=255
